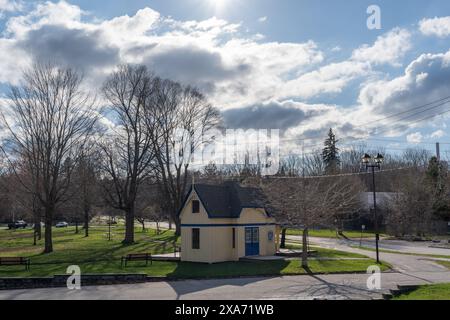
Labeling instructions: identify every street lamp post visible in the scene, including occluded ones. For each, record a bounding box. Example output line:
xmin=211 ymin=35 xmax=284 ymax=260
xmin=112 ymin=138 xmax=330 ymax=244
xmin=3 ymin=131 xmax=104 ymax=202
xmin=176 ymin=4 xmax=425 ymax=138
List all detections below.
xmin=362 ymin=153 xmax=384 ymax=264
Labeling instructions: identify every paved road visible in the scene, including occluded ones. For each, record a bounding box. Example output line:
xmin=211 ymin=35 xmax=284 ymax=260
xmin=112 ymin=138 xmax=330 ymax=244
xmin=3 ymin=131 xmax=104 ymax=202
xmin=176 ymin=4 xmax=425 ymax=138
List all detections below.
xmin=1 ymin=271 xmax=448 ymax=300
xmin=339 ymin=237 xmax=450 ymax=256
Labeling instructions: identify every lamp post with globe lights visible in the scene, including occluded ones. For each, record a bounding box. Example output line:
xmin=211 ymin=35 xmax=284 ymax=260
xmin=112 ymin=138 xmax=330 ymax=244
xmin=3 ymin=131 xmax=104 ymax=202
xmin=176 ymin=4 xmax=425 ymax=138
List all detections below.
xmin=362 ymin=153 xmax=384 ymax=264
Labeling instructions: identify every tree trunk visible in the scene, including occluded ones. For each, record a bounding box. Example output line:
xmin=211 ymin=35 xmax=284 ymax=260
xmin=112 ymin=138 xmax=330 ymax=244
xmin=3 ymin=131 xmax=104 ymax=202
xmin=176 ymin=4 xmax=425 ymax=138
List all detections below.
xmin=280 ymin=228 xmax=287 ymax=249
xmin=75 ymin=220 xmax=79 ymax=234
xmin=302 ymin=227 xmax=309 ymax=269
xmin=44 ymin=206 xmax=53 ymax=253
xmin=168 ymin=219 xmax=172 ymax=230
xmin=174 ymin=216 xmax=181 ymax=237
xmin=33 ymin=212 xmax=41 ymax=245
xmin=84 ymin=208 xmax=89 ymax=237
xmin=141 ymin=220 xmax=146 ymax=232
xmin=123 ymin=206 xmax=135 ymax=244
xmin=156 ymin=221 xmax=160 ymax=235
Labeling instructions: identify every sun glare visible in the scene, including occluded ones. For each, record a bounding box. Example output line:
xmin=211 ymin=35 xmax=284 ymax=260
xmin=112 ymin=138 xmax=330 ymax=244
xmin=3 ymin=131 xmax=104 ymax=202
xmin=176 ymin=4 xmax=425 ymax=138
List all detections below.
xmin=207 ymin=0 xmax=231 ymax=13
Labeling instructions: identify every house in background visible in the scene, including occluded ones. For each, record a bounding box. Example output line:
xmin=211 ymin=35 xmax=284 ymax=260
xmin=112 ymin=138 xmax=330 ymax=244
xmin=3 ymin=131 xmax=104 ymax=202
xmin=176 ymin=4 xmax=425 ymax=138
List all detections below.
xmin=178 ymin=182 xmax=278 ymax=263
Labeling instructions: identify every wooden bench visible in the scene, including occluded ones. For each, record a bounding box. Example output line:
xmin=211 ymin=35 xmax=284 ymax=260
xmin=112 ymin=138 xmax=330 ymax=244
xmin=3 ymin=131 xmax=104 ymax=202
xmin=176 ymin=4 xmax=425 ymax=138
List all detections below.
xmin=0 ymin=257 xmax=30 ymax=270
xmin=121 ymin=253 xmax=152 ymax=267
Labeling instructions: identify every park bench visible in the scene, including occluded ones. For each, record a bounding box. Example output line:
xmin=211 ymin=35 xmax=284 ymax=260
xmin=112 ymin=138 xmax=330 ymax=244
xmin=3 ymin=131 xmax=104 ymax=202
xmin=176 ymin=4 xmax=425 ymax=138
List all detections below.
xmin=121 ymin=253 xmax=152 ymax=267
xmin=0 ymin=257 xmax=30 ymax=270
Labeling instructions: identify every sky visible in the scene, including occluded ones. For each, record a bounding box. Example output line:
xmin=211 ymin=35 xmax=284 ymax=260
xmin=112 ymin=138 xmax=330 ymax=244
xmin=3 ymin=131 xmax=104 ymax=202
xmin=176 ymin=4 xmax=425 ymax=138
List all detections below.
xmin=1 ymin=0 xmax=450 ymax=157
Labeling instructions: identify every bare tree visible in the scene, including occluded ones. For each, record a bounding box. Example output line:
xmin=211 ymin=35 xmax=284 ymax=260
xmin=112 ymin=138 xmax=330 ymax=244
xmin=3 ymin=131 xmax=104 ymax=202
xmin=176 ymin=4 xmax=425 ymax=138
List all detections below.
xmin=251 ymin=175 xmax=362 ymax=268
xmin=279 ymin=155 xmax=303 ymax=177
xmin=80 ymin=150 xmax=100 ymax=237
xmin=148 ymin=79 xmax=221 ymax=236
xmin=303 ymin=150 xmax=325 ymax=176
xmin=6 ymin=163 xmax=43 ymax=244
xmin=100 ymin=65 xmax=156 ymax=244
xmin=1 ymin=63 xmax=98 ymax=253
xmin=402 ymin=148 xmax=432 ymax=168
xmin=387 ymin=157 xmax=450 ymax=237
xmin=387 ymin=171 xmax=433 ymax=236
xmin=135 ymin=181 xmax=168 ymax=234
xmin=66 ymin=149 xmax=100 ymax=237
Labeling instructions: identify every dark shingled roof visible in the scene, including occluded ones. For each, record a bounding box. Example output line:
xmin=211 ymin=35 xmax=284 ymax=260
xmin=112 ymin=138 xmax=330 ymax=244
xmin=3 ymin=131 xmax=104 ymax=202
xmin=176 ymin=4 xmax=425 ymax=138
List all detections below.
xmin=183 ymin=182 xmax=269 ymax=218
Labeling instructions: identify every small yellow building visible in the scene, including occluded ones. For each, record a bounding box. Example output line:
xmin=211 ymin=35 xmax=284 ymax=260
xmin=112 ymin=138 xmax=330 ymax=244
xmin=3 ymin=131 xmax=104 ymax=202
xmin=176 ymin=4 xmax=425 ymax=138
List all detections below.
xmin=179 ymin=182 xmax=278 ymax=263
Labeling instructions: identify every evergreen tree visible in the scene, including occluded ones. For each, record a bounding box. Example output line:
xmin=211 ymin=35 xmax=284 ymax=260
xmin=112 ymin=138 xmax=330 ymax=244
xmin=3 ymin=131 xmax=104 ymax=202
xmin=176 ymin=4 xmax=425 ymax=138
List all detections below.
xmin=322 ymin=128 xmax=341 ymax=174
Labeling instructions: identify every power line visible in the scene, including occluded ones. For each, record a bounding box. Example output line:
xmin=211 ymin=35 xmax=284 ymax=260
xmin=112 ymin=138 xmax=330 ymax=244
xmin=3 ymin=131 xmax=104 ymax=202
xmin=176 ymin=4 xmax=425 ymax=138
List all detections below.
xmin=277 ymin=95 xmax=450 ymax=145
xmin=360 ymin=95 xmax=450 ymax=127
xmin=262 ymin=166 xmax=416 ymax=179
xmin=348 ymin=137 xmax=450 ymax=145
xmin=369 ymin=106 xmax=450 ymax=137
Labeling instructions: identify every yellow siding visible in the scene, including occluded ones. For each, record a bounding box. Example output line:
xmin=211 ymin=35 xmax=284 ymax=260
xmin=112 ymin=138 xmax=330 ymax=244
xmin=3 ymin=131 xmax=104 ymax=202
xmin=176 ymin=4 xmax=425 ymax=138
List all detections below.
xmin=180 ymin=190 xmax=278 ymax=263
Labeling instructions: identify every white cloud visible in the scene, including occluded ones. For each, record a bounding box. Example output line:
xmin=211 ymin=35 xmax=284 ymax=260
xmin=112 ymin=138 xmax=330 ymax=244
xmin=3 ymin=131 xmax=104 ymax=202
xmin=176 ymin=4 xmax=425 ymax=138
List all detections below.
xmin=0 ymin=0 xmax=22 ymax=13
xmin=6 ymin=0 xmax=85 ymax=38
xmin=100 ymin=7 xmax=160 ymax=43
xmin=258 ymin=16 xmax=267 ymax=23
xmin=0 ymin=1 xmax=329 ymax=110
xmin=331 ymin=46 xmax=341 ymax=52
xmin=407 ymin=132 xmax=423 ymax=144
xmin=430 ymin=129 xmax=445 ymax=139
xmin=352 ymin=28 xmax=412 ymax=66
xmin=282 ymin=60 xmax=370 ymax=100
xmin=419 ymin=16 xmax=450 ymax=38
xmin=1 ymin=3 xmax=414 ymax=114
xmin=357 ymin=50 xmax=450 ymax=124
xmin=0 ymin=1 xmax=448 ymax=145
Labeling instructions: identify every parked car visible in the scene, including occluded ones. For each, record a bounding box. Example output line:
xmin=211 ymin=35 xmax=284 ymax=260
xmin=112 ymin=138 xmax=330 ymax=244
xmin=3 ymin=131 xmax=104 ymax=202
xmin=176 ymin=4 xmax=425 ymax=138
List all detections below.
xmin=8 ymin=220 xmax=28 ymax=229
xmin=55 ymin=222 xmax=69 ymax=228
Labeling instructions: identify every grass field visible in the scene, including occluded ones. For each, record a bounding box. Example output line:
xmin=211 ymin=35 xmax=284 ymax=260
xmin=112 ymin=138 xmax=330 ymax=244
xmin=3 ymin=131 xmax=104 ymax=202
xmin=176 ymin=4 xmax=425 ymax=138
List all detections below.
xmin=393 ymin=283 xmax=450 ymax=300
xmin=286 ymin=229 xmax=381 ymax=239
xmin=0 ymin=226 xmax=389 ymax=278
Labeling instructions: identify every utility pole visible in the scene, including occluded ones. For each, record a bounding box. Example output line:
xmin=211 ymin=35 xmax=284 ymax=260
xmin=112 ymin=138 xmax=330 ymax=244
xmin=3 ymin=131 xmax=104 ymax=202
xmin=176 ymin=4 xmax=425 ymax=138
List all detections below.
xmin=371 ymin=165 xmax=380 ymax=264
xmin=436 ymin=142 xmax=442 ymax=192
xmin=362 ymin=153 xmax=384 ymax=264
xmin=436 ymin=142 xmax=441 ymax=161
xmin=302 ymin=141 xmax=305 ymax=178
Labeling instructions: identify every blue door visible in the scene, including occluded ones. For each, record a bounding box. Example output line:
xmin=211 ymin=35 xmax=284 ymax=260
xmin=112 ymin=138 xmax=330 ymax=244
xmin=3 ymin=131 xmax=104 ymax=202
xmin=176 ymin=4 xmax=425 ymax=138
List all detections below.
xmin=245 ymin=227 xmax=260 ymax=256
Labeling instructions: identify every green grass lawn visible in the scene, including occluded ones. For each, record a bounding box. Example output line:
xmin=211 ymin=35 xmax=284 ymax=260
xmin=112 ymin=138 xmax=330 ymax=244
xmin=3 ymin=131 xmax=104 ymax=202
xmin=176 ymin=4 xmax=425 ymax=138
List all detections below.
xmin=0 ymin=225 xmax=179 ymax=263
xmin=393 ymin=283 xmax=450 ymax=300
xmin=0 ymin=226 xmax=389 ymax=278
xmin=0 ymin=258 xmax=390 ymax=279
xmin=286 ymin=229 xmax=381 ymax=239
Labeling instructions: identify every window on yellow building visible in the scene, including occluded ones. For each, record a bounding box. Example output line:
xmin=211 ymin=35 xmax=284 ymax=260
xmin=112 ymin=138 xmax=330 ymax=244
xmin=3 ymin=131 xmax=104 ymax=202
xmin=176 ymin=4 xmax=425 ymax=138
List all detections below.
xmin=192 ymin=228 xmax=200 ymax=249
xmin=232 ymin=228 xmax=236 ymax=249
xmin=192 ymin=200 xmax=200 ymax=213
